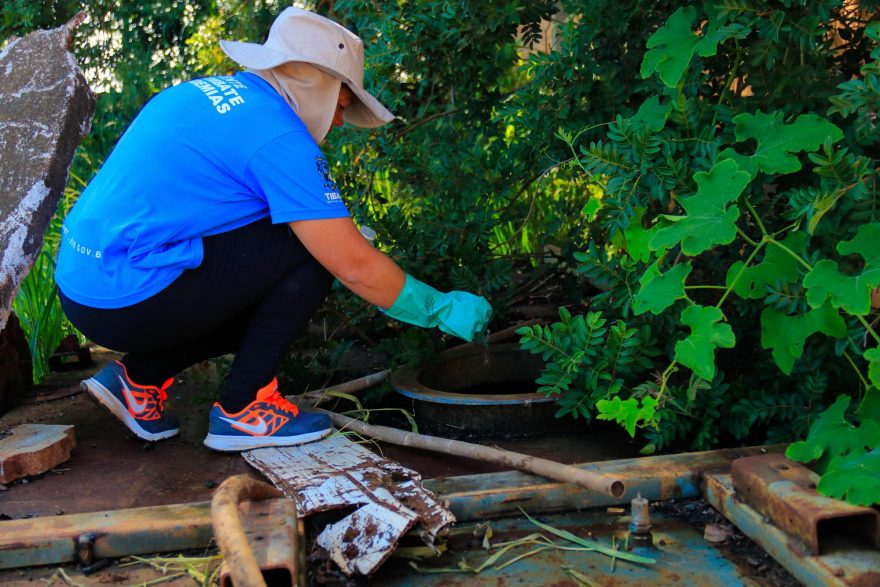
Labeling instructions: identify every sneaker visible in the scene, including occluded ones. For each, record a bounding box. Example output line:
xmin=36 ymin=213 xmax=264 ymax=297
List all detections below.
xmin=204 ymin=378 xmax=332 ymax=451
xmin=82 ymin=360 xmax=180 ymax=441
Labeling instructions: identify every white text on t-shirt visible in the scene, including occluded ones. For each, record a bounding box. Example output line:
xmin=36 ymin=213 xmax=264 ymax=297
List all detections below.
xmin=189 ymin=76 xmax=248 ymax=114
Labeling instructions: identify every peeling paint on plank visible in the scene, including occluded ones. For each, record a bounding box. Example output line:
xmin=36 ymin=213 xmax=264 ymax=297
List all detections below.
xmin=317 ymin=501 xmax=416 ymax=575
xmin=244 ymin=434 xmax=455 ymax=575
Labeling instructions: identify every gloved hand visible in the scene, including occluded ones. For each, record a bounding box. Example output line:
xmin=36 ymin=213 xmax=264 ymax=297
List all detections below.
xmin=380 ymin=274 xmax=492 ymax=341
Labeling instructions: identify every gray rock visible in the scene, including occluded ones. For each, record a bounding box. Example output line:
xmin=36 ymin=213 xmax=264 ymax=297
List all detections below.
xmin=0 ymin=14 xmax=95 ymax=331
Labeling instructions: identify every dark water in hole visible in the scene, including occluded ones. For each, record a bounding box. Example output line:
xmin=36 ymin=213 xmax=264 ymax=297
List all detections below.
xmin=448 ymin=380 xmax=541 ymax=395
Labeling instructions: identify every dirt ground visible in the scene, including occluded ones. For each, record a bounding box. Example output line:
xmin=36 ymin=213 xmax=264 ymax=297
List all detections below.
xmin=0 ymin=347 xmax=640 ymax=518
xmin=0 ymin=348 xmax=799 ymax=586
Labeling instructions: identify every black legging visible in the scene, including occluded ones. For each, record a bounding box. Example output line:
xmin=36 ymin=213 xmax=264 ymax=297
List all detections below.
xmin=59 ymin=218 xmax=334 ymax=412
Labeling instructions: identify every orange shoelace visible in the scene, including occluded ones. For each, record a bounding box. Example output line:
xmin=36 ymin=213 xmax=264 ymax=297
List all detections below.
xmin=118 ymin=361 xmax=173 ymax=413
xmin=155 ymin=378 xmax=174 ymax=411
xmin=264 ymin=389 xmax=300 ymax=417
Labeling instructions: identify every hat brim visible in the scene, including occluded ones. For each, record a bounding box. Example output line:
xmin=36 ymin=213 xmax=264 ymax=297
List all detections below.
xmin=220 ymin=40 xmax=394 ymax=128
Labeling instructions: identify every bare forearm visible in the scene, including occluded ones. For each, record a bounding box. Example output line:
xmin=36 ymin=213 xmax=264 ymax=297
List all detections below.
xmin=288 ymin=217 xmax=491 ymax=342
xmin=335 ymin=247 xmax=405 ymax=308
xmin=288 ymin=218 xmax=404 ymax=308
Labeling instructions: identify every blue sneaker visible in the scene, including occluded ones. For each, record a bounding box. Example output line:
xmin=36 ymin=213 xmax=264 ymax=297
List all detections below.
xmin=204 ymin=377 xmax=332 ymax=451
xmin=82 ymin=361 xmax=180 ymax=441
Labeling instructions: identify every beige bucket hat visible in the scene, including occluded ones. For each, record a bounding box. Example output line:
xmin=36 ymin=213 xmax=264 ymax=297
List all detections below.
xmin=220 ymin=7 xmax=394 ymax=128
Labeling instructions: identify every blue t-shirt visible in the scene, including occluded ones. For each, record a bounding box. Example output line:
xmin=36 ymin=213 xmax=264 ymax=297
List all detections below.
xmin=56 ymin=72 xmax=349 ymax=309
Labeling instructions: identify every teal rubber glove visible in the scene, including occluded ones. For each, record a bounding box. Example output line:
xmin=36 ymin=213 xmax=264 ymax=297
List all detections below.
xmin=380 ymin=274 xmax=492 ymax=342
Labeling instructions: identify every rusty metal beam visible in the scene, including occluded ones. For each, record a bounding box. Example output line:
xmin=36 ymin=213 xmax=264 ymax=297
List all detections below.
xmin=0 ymin=501 xmax=213 ymax=570
xmin=705 ymin=473 xmax=880 ymax=587
xmin=731 ymin=453 xmax=880 ymax=555
xmin=0 ymin=444 xmax=780 ymax=571
xmin=428 ymin=444 xmax=782 ymax=521
xmin=373 ymin=508 xmax=756 ymax=586
xmin=218 ymin=497 xmax=305 ymax=587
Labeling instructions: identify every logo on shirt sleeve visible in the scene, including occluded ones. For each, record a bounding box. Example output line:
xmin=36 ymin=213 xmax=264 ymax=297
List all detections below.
xmin=315 ymin=155 xmax=341 ymax=202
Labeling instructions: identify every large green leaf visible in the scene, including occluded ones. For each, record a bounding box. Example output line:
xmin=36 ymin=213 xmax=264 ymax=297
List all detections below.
xmin=866 ymin=348 xmax=880 ymax=390
xmin=866 ymin=21 xmax=880 ymax=59
xmin=596 ymin=395 xmax=659 ymax=437
xmin=650 ymin=159 xmax=751 ymax=256
xmin=760 ymin=303 xmax=846 ymax=374
xmin=629 ymin=95 xmax=673 ymax=132
xmin=674 ymin=305 xmax=735 ymax=380
xmin=582 ymin=197 xmax=603 ymax=222
xmin=640 ymin=6 xmax=733 ymax=87
xmin=858 ymin=389 xmax=880 ymax=423
xmin=786 ymin=395 xmax=880 ymax=472
xmin=633 ymin=261 xmax=692 ymax=315
xmin=817 ymin=449 xmax=880 ymax=507
xmin=624 ymin=207 xmax=661 ymax=262
xmin=726 ymin=233 xmax=807 ymax=299
xmin=803 ymin=223 xmax=880 ymax=315
xmin=718 ymin=112 xmax=843 ymax=178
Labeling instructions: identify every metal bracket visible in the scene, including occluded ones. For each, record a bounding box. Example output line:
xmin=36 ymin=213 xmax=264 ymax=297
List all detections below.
xmin=75 ymin=532 xmax=96 ymax=567
xmin=706 ymin=473 xmax=880 ymax=587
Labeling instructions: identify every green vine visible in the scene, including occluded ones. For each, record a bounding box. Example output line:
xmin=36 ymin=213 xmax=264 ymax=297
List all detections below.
xmin=520 ymin=3 xmax=880 ymax=505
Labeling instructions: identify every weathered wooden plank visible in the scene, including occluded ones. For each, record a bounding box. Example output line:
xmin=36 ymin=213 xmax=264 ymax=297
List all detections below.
xmin=244 ymin=435 xmax=455 ymax=575
xmin=0 ymin=424 xmax=75 ymax=483
xmin=316 ymin=501 xmax=415 ymax=576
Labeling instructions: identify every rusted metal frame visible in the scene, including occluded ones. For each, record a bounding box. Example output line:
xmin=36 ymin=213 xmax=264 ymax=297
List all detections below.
xmin=427 ymin=444 xmax=782 ymax=522
xmin=0 ymin=444 xmax=779 ymax=570
xmin=730 ymin=454 xmax=880 ymax=555
xmin=218 ymin=493 xmax=305 ymax=587
xmin=373 ymin=508 xmax=755 ymax=586
xmin=211 ymin=475 xmax=286 ymax=587
xmin=0 ymin=501 xmax=214 ymax=570
xmin=705 ymin=473 xmax=880 ymax=587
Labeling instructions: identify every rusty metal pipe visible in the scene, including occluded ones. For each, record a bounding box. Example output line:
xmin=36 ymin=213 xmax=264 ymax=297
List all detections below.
xmin=210 ymin=475 xmax=286 ymax=587
xmin=325 ymin=411 xmax=624 ymax=498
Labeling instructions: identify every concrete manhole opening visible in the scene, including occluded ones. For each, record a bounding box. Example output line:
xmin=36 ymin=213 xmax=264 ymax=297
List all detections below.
xmin=390 ymin=343 xmax=560 ymax=439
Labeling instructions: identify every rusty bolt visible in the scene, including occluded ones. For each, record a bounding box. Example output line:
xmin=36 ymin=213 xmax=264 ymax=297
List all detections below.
xmin=628 ymin=494 xmax=653 ymax=548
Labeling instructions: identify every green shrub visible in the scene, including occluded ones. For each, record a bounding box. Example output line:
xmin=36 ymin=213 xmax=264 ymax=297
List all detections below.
xmin=513 ymin=2 xmax=879 ymax=505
